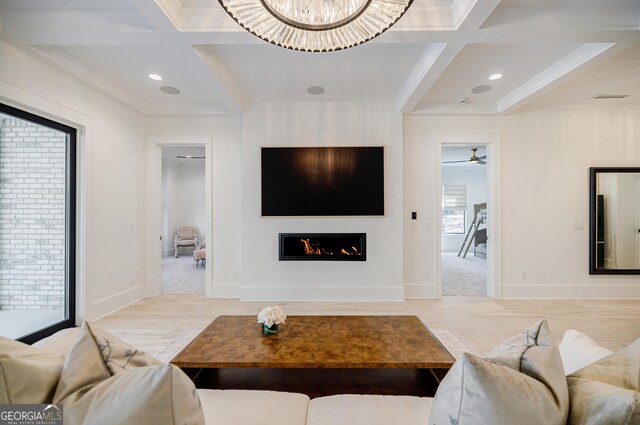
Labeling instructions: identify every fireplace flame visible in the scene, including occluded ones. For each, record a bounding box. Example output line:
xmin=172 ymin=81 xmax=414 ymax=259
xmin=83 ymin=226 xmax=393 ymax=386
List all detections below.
xmin=300 ymin=238 xmax=320 ymax=255
xmin=341 ymin=246 xmax=360 ymax=256
xmin=301 ymin=238 xmax=360 ymax=256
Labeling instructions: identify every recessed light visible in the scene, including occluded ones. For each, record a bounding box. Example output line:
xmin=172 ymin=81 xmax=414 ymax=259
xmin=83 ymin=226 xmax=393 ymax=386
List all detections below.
xmin=471 ymin=85 xmax=492 ymax=94
xmin=307 ymin=86 xmax=325 ymax=95
xmin=488 ymin=73 xmax=503 ymax=81
xmin=148 ymin=74 xmax=163 ymax=81
xmin=161 ymin=86 xmax=181 ymax=95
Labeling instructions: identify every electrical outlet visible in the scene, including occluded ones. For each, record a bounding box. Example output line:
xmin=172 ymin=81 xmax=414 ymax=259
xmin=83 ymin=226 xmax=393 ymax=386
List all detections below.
xmin=520 ymin=271 xmax=527 ymax=280
xmin=129 ymin=275 xmax=135 ymax=285
xmin=233 ymin=272 xmax=240 ymax=281
xmin=423 ymin=271 xmax=429 ymax=281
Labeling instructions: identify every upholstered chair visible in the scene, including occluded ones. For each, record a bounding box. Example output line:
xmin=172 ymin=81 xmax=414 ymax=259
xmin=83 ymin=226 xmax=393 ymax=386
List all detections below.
xmin=193 ymin=240 xmax=206 ymax=268
xmin=174 ymin=226 xmax=197 ymax=258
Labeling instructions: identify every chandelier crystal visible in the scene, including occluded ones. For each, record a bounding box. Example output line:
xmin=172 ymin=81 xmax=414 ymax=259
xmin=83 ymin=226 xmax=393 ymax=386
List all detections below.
xmin=218 ymin=0 xmax=414 ymax=52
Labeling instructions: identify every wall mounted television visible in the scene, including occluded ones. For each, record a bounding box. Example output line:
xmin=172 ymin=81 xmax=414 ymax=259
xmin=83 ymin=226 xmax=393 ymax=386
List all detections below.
xmin=261 ymin=146 xmax=384 ymax=216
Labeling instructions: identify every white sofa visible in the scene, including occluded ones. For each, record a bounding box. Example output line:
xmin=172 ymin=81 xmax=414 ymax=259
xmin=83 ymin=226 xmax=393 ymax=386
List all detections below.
xmin=27 ymin=326 xmax=622 ymax=425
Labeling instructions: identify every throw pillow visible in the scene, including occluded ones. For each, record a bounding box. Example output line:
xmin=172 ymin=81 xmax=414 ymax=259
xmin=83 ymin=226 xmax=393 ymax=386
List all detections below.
xmin=428 ymin=319 xmax=569 ymax=425
xmin=53 ymin=321 xmax=204 ymax=425
xmin=33 ymin=327 xmax=81 ymax=357
xmin=61 ymin=364 xmax=205 ymax=425
xmin=83 ymin=321 xmax=161 ymax=374
xmin=53 ymin=323 xmax=113 ymax=404
xmin=567 ymin=338 xmax=640 ymax=425
xmin=0 ymin=336 xmax=64 ymax=404
xmin=559 ymin=330 xmax=613 ymax=375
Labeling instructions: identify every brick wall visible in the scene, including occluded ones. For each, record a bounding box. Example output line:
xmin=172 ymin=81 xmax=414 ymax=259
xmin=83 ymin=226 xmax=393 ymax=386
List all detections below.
xmin=0 ymin=115 xmax=67 ymax=310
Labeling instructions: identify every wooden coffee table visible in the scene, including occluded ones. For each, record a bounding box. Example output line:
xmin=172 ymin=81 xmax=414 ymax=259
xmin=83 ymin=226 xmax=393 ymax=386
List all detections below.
xmin=171 ymin=315 xmax=455 ymax=398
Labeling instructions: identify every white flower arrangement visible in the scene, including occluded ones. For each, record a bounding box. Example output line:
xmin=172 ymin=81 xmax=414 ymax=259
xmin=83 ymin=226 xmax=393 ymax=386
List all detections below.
xmin=257 ymin=306 xmax=287 ymax=327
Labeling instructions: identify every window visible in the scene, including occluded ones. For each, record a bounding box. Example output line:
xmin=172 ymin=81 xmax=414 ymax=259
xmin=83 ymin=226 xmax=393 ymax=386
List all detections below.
xmin=0 ymin=103 xmax=76 ymax=343
xmin=443 ymin=185 xmax=467 ymax=234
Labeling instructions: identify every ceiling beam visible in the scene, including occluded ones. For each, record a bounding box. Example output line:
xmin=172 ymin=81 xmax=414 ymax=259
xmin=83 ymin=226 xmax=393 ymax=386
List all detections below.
xmin=21 ymin=45 xmax=149 ymax=114
xmin=192 ymin=45 xmax=251 ymax=113
xmin=497 ymin=42 xmax=618 ymax=114
xmin=129 ymin=0 xmax=181 ymax=32
xmin=454 ymin=0 xmax=502 ymax=30
xmin=395 ymin=43 xmax=463 ymax=113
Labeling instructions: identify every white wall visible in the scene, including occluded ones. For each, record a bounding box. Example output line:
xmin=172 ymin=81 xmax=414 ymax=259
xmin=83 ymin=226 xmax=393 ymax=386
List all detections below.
xmin=147 ymin=115 xmax=242 ymax=297
xmin=3 ymin=37 xmax=638 ymax=314
xmin=161 ymin=159 xmax=177 ymax=256
xmin=175 ymin=162 xmax=206 ymax=244
xmin=404 ymin=112 xmax=640 ymax=299
xmin=161 ymin=159 xmax=206 ymax=257
xmin=0 ymin=40 xmax=147 ymax=320
xmin=241 ymin=104 xmax=404 ymax=301
xmin=441 ymin=167 xmax=487 ymax=252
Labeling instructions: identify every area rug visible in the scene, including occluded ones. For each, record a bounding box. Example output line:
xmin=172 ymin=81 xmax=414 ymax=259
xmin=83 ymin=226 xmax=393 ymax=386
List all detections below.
xmin=153 ymin=329 xmax=202 ymax=363
xmin=152 ymin=327 xmax=479 ymax=363
xmin=431 ymin=328 xmax=481 ymax=359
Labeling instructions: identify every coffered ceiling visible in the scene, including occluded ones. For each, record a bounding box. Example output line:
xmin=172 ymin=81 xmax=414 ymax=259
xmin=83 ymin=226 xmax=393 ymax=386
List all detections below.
xmin=0 ymin=0 xmax=638 ymax=115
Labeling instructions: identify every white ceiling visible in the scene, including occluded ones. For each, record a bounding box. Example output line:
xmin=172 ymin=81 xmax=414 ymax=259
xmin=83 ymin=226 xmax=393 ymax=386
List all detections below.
xmin=162 ymin=146 xmax=206 ymax=163
xmin=0 ymin=0 xmax=638 ymax=115
xmin=442 ymin=146 xmax=488 ymax=167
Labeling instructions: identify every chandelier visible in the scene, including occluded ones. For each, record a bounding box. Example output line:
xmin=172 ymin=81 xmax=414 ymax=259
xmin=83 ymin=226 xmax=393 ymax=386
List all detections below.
xmin=217 ymin=0 xmax=414 ymax=52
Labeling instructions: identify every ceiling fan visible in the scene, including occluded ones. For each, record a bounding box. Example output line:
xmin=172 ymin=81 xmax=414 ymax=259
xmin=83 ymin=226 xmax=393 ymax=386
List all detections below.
xmin=443 ymin=147 xmax=486 ymax=165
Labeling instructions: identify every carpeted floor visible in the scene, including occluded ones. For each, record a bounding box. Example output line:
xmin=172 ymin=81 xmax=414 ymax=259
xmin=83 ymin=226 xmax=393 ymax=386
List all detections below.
xmin=441 ymin=252 xmax=486 ymax=296
xmin=160 ymin=255 xmax=205 ymax=295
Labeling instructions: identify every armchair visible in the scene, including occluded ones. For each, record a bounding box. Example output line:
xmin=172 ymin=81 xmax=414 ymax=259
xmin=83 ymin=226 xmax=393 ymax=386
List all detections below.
xmin=174 ymin=225 xmax=197 ymax=258
xmin=193 ymin=240 xmax=206 ymax=268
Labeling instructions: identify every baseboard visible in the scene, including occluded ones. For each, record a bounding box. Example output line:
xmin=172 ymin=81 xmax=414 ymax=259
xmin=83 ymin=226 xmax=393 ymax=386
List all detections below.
xmin=211 ymin=282 xmax=241 ymax=298
xmin=501 ymin=283 xmax=640 ymax=299
xmin=404 ymin=283 xmax=437 ymax=299
xmin=240 ymin=285 xmax=405 ymax=301
xmin=89 ymin=284 xmax=146 ymax=320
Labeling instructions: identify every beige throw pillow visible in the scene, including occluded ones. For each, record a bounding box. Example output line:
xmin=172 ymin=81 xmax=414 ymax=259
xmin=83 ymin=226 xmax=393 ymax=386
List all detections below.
xmin=53 ymin=321 xmax=205 ymax=425
xmin=53 ymin=324 xmax=113 ymax=404
xmin=85 ymin=321 xmax=161 ymax=373
xmin=568 ymin=338 xmax=640 ymax=425
xmin=0 ymin=336 xmax=64 ymax=404
xmin=428 ymin=319 xmax=569 ymax=425
xmin=61 ymin=364 xmax=205 ymax=425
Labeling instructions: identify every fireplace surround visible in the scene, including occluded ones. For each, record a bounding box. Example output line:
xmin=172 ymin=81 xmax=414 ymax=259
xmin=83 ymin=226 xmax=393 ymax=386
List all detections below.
xmin=279 ymin=233 xmax=366 ymax=261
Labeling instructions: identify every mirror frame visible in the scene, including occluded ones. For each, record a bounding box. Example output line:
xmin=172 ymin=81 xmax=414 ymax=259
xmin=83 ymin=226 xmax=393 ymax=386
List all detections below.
xmin=589 ymin=167 xmax=640 ymax=275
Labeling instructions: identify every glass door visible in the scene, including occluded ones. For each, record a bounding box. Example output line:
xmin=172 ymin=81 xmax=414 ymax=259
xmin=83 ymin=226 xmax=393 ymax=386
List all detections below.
xmin=0 ymin=103 xmax=76 ymax=343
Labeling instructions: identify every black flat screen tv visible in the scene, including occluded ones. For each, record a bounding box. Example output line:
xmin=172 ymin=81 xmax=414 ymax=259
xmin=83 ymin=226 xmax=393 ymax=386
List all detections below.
xmin=261 ymin=147 xmax=384 ymax=216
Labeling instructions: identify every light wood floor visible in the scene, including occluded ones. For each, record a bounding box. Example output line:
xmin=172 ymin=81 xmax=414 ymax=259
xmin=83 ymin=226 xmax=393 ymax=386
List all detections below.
xmin=96 ymin=295 xmax=640 ymax=355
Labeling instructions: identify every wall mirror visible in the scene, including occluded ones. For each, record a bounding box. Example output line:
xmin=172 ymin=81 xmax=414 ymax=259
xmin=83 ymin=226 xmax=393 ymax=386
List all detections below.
xmin=589 ymin=167 xmax=640 ymax=274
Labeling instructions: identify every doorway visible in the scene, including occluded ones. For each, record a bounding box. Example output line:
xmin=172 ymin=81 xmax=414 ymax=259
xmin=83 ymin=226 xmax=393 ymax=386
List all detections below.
xmin=440 ymin=145 xmax=488 ymax=296
xmin=147 ymin=135 xmax=212 ymax=298
xmin=159 ymin=147 xmax=206 ymax=294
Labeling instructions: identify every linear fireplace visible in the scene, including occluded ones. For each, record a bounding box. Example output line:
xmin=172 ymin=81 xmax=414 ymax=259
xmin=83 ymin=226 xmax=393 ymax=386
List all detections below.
xmin=279 ymin=233 xmax=366 ymax=261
